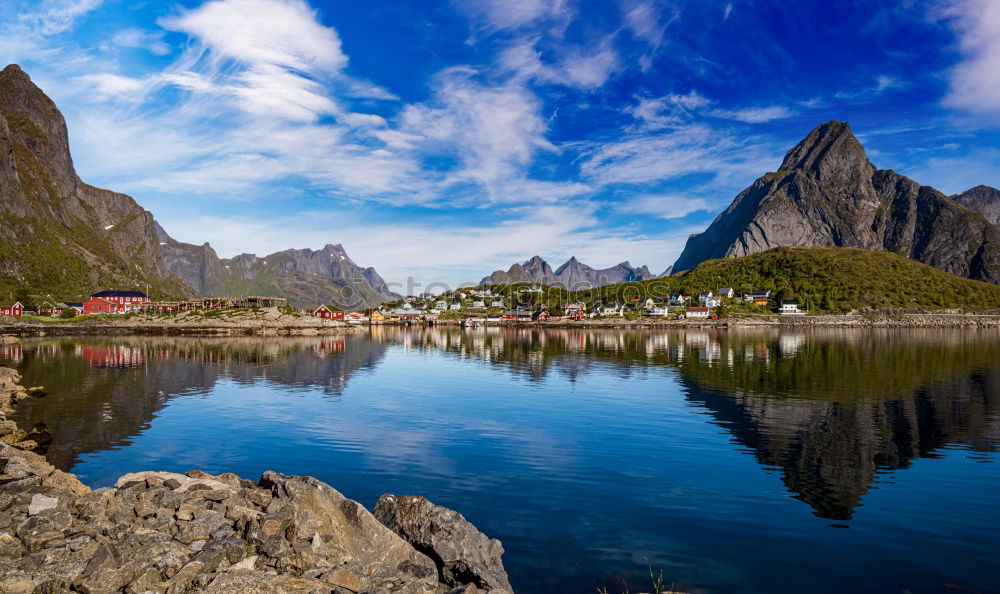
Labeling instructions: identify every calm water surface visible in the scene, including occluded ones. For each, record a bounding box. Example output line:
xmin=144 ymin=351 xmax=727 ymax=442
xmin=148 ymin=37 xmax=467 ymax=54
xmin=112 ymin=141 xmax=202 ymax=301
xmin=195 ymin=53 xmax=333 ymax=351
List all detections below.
xmin=4 ymin=327 xmax=999 ymax=593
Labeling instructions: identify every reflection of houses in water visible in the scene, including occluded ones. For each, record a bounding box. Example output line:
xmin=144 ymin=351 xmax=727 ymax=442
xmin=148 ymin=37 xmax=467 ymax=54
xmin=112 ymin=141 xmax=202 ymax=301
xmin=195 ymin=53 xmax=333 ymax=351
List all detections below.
xmin=778 ymin=333 xmax=806 ymax=357
xmin=684 ymin=332 xmax=721 ymax=364
xmin=313 ymin=340 xmax=345 ymax=356
xmin=82 ymin=345 xmax=146 ymax=368
xmin=0 ymin=344 xmax=22 ymax=362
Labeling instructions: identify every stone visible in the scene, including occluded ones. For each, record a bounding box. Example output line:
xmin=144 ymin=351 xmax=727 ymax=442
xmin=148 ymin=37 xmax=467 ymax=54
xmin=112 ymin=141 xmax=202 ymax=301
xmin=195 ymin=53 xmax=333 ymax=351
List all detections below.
xmin=26 ymin=493 xmax=58 ymax=516
xmin=205 ymin=572 xmax=334 ymax=593
xmin=228 ymin=554 xmax=259 ymax=572
xmin=321 ymin=567 xmax=363 ymax=592
xmin=259 ymin=472 xmax=438 ymax=589
xmin=374 ymin=494 xmax=513 ymax=593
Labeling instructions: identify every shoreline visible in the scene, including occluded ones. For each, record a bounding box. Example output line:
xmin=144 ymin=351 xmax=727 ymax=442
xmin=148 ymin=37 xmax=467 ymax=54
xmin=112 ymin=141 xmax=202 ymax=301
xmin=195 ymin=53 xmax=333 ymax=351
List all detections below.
xmin=4 ymin=312 xmax=1000 ymax=336
xmin=0 ymin=348 xmax=514 ymax=593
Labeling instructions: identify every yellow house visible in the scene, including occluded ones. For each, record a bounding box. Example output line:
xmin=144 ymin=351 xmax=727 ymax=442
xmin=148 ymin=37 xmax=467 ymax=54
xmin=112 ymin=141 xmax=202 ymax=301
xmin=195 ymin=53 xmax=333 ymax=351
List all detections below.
xmin=370 ymin=310 xmax=385 ymax=322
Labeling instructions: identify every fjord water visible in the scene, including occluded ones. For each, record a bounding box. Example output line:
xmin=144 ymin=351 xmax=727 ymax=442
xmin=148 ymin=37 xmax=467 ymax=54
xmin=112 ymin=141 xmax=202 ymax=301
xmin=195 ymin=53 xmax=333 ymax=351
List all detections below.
xmin=5 ymin=328 xmax=1000 ymax=593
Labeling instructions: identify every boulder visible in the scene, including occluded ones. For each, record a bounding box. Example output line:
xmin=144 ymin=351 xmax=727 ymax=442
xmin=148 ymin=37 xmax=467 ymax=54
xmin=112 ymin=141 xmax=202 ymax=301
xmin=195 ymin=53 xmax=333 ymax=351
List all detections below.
xmin=374 ymin=494 xmax=513 ymax=593
xmin=259 ymin=472 xmax=439 ymax=590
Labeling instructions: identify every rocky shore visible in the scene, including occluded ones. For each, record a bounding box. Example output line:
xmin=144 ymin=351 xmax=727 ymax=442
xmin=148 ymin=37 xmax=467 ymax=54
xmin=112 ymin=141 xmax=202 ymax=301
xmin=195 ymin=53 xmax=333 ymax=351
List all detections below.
xmin=0 ymin=359 xmax=514 ymax=594
xmin=0 ymin=308 xmax=361 ymax=337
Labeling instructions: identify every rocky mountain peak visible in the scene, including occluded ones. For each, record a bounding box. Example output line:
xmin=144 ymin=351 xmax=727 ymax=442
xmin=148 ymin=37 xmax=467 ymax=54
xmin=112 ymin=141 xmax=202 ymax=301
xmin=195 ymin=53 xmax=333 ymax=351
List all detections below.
xmin=670 ymin=120 xmax=1000 ymax=284
xmin=779 ymin=121 xmax=874 ymax=183
xmin=953 ymin=185 xmax=1000 ymax=227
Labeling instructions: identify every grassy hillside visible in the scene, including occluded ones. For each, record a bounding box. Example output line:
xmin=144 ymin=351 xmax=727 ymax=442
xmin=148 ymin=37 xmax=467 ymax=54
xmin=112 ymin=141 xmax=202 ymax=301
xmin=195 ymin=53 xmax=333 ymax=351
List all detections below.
xmin=573 ymin=247 xmax=1000 ymax=312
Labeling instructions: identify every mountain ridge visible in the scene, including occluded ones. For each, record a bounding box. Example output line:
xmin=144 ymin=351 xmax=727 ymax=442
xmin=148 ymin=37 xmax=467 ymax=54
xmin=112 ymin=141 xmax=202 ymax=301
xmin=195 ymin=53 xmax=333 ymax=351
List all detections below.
xmin=480 ymin=256 xmax=660 ymax=289
xmin=671 ymin=121 xmax=1000 ymax=284
xmin=0 ymin=64 xmax=393 ymax=309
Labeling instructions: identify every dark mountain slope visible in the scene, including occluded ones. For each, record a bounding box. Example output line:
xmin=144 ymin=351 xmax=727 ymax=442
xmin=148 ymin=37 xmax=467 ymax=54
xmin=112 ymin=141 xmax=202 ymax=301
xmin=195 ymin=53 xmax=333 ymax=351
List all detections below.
xmin=0 ymin=64 xmax=393 ymax=308
xmin=671 ymin=121 xmax=1000 ymax=284
xmin=0 ymin=64 xmax=190 ymax=299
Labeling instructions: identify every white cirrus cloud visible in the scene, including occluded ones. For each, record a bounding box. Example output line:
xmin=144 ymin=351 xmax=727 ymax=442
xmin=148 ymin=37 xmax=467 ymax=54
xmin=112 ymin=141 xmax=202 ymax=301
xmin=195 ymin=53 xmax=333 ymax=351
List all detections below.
xmin=616 ymin=194 xmax=711 ymax=219
xmin=709 ymin=105 xmax=794 ymax=123
xmin=112 ymin=28 xmax=170 ymax=56
xmin=941 ymin=0 xmax=1000 ymax=116
xmin=159 ymin=0 xmax=347 ymax=75
xmin=498 ymin=37 xmax=620 ymax=90
xmin=457 ymin=0 xmax=570 ymax=32
xmin=399 ymin=67 xmax=560 ymax=195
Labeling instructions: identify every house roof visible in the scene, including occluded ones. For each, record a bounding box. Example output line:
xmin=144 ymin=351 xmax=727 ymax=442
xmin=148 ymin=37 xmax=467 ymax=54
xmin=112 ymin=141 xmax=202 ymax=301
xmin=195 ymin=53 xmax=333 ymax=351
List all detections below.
xmin=1 ymin=302 xmax=23 ymax=308
xmin=781 ymin=299 xmax=798 ymax=305
xmin=687 ymin=306 xmax=710 ymax=311
xmin=92 ymin=290 xmax=148 ymax=298
xmin=720 ymin=287 xmax=733 ymax=293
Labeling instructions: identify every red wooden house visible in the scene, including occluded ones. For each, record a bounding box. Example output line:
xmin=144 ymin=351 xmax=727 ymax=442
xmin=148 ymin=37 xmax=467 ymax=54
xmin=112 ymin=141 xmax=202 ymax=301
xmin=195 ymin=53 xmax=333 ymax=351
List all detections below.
xmin=90 ymin=290 xmax=149 ymax=312
xmin=83 ymin=297 xmax=121 ymax=315
xmin=0 ymin=302 xmax=23 ymax=317
xmin=36 ymin=301 xmax=62 ymax=316
xmin=313 ymin=305 xmax=345 ymax=320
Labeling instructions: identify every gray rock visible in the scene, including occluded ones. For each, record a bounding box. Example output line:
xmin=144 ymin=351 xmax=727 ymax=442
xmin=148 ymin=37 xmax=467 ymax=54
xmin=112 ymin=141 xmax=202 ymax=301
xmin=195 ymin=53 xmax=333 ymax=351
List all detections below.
xmin=374 ymin=494 xmax=513 ymax=593
xmin=259 ymin=472 xmax=439 ymax=589
xmin=26 ymin=493 xmax=58 ymax=516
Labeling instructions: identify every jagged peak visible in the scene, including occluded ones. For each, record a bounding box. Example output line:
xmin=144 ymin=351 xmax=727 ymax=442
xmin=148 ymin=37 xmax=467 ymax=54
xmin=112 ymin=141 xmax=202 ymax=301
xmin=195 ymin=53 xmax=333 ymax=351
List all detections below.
xmin=779 ymin=121 xmax=874 ymax=181
xmin=1 ymin=64 xmax=28 ymax=79
xmin=524 ymin=255 xmax=546 ymax=265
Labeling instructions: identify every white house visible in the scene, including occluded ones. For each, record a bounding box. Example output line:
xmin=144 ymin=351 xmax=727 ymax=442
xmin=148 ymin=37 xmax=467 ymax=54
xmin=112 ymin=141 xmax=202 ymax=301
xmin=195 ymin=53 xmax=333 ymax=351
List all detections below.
xmin=697 ymin=291 xmax=714 ymax=305
xmin=471 ymin=300 xmax=485 ymax=308
xmin=435 ymin=300 xmax=448 ymax=309
xmin=718 ymin=287 xmax=735 ymax=299
xmin=490 ymin=298 xmax=504 ymax=308
xmin=449 ymin=301 xmax=462 ymax=310
xmin=780 ymin=300 xmax=803 ymax=315
xmin=685 ymin=306 xmax=710 ymax=318
xmin=600 ymin=303 xmax=625 ymax=317
xmin=745 ymin=290 xmax=772 ymax=302
xmin=648 ymin=305 xmax=671 ymax=317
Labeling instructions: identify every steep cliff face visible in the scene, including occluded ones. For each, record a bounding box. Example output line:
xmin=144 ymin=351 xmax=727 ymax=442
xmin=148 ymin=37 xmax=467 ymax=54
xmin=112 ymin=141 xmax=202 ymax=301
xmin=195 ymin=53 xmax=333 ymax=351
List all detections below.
xmin=0 ymin=64 xmax=191 ymax=299
xmin=953 ymin=185 xmax=1000 ymax=227
xmin=0 ymin=64 xmax=394 ymax=308
xmin=672 ymin=121 xmax=1000 ymax=283
xmin=157 ymin=236 xmax=396 ymax=309
xmin=480 ymin=255 xmax=656 ymax=289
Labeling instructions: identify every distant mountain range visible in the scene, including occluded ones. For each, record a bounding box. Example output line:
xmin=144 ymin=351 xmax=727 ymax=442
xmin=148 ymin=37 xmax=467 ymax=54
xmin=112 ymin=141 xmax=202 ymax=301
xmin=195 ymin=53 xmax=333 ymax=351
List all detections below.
xmin=671 ymin=121 xmax=1000 ymax=284
xmin=479 ymin=256 xmax=666 ymax=289
xmin=0 ymin=64 xmax=394 ymax=309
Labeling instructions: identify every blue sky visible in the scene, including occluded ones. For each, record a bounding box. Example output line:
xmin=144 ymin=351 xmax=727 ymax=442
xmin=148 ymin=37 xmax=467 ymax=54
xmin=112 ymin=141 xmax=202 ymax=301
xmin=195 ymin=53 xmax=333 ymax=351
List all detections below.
xmin=1 ymin=0 xmax=998 ymax=290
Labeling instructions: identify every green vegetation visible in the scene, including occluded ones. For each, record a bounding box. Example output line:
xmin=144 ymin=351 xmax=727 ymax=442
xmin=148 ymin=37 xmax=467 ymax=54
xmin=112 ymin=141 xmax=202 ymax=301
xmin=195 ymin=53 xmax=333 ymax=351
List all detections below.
xmin=573 ymin=247 xmax=1000 ymax=313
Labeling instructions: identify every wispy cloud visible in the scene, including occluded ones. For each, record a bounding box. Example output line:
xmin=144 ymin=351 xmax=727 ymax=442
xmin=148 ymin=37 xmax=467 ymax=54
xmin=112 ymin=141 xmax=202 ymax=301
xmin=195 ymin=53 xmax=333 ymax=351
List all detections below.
xmin=456 ymin=0 xmax=571 ymax=33
xmin=941 ymin=0 xmax=1000 ymax=117
xmin=112 ymin=28 xmax=170 ymax=56
xmin=616 ymin=194 xmax=711 ymax=219
xmin=709 ymin=105 xmax=794 ymax=123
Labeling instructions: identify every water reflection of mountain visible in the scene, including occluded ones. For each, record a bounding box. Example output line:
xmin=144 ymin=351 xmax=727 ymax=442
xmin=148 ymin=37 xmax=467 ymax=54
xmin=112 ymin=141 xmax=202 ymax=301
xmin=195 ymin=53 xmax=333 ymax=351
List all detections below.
xmin=374 ymin=327 xmax=1000 ymax=520
xmin=10 ymin=337 xmax=387 ymax=470
xmin=7 ymin=329 xmax=1000 ymax=520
